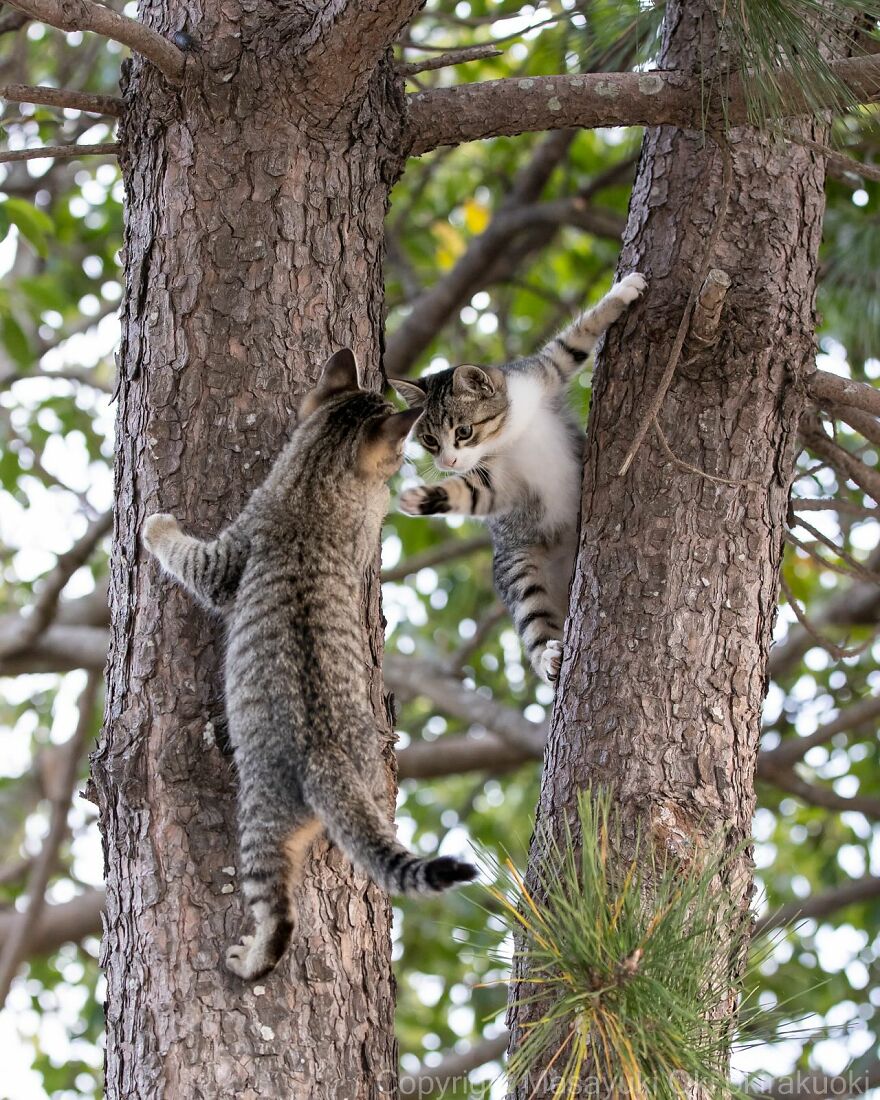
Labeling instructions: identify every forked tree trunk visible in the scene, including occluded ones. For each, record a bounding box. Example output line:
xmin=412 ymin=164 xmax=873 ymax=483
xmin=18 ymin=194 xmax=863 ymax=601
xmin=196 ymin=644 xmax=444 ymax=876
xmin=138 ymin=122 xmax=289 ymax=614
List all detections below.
xmin=89 ymin=7 xmax=405 ymax=1096
xmin=507 ymin=2 xmax=825 ymax=1095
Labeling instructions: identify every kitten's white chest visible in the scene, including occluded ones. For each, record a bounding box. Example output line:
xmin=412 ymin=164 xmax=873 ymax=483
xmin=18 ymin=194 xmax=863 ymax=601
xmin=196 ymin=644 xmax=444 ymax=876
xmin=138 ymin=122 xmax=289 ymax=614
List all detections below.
xmin=501 ymin=376 xmax=581 ymax=532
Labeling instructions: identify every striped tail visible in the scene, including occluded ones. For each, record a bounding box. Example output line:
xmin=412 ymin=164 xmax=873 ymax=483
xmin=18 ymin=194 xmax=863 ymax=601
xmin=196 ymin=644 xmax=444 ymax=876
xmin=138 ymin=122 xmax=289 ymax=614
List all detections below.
xmin=303 ymin=751 xmax=477 ymax=895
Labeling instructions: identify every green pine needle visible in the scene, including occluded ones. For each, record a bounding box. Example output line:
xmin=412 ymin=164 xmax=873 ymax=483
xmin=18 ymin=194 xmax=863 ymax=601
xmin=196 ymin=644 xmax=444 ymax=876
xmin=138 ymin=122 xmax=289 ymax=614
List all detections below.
xmin=719 ymin=0 xmax=880 ymax=127
xmin=481 ymin=789 xmax=754 ymax=1100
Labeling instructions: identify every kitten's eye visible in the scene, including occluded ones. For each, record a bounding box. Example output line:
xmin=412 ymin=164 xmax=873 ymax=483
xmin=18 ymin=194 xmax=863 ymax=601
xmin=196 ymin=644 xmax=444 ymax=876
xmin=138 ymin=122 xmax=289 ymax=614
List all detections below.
xmin=455 ymin=425 xmax=473 ymax=444
xmin=421 ymin=433 xmax=439 ymax=451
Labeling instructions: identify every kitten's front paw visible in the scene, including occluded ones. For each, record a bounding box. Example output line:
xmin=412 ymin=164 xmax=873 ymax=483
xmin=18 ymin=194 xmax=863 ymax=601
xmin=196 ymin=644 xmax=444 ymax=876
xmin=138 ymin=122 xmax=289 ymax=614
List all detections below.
xmin=613 ymin=272 xmax=647 ymax=305
xmin=399 ymin=486 xmax=449 ymax=516
xmin=539 ymin=639 xmax=563 ymax=685
xmin=225 ymin=935 xmax=273 ymax=981
xmin=142 ymin=512 xmax=180 ymax=553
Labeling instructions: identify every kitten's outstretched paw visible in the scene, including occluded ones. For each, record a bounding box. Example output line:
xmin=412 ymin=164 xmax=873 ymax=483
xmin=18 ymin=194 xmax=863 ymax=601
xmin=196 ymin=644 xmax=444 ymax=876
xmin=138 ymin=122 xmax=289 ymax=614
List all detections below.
xmin=612 ymin=272 xmax=647 ymax=304
xmin=539 ymin=639 xmax=563 ymax=684
xmin=399 ymin=486 xmax=449 ymax=516
xmin=225 ymin=935 xmax=273 ymax=981
xmin=142 ymin=512 xmax=180 ymax=553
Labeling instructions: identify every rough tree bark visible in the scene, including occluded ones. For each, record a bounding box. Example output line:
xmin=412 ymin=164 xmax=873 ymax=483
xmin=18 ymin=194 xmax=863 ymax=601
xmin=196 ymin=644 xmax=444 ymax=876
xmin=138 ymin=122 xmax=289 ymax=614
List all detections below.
xmin=88 ymin=4 xmax=417 ymax=1096
xmin=507 ymin=1 xmax=825 ymax=1095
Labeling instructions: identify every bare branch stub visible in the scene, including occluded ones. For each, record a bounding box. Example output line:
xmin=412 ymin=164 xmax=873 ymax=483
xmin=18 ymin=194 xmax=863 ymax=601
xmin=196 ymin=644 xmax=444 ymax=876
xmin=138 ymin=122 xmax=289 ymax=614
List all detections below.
xmin=686 ymin=267 xmax=731 ymax=350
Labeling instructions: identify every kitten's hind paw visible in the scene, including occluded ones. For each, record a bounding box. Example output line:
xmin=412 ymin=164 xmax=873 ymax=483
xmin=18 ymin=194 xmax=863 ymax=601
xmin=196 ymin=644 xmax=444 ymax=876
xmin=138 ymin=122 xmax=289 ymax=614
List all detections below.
xmin=612 ymin=272 xmax=647 ymax=304
xmin=225 ymin=935 xmax=274 ymax=982
xmin=539 ymin=639 xmax=563 ymax=685
xmin=142 ymin=512 xmax=181 ymax=553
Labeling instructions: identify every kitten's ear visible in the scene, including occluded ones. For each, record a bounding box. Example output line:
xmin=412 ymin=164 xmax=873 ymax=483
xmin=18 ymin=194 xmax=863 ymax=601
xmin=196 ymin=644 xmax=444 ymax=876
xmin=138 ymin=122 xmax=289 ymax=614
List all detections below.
xmin=299 ymin=348 xmax=360 ymax=420
xmin=359 ymin=408 xmax=422 ymax=476
xmin=377 ymin=407 xmax=423 ymax=445
xmin=389 ymin=377 xmax=427 ymax=408
xmin=320 ymin=347 xmax=360 ymax=393
xmin=453 ymin=364 xmax=499 ymax=397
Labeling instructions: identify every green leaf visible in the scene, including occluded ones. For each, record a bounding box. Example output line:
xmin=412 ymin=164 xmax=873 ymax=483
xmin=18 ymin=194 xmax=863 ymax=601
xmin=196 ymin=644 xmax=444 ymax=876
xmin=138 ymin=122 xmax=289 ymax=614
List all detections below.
xmin=2 ymin=197 xmax=55 ymax=258
xmin=0 ymin=311 xmax=31 ymax=367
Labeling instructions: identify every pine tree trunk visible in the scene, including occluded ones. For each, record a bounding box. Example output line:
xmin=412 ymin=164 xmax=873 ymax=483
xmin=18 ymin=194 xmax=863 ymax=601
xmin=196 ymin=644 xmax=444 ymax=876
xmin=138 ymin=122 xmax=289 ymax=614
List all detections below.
xmin=89 ymin=8 xmax=405 ymax=1096
xmin=507 ymin=2 xmax=825 ymax=1095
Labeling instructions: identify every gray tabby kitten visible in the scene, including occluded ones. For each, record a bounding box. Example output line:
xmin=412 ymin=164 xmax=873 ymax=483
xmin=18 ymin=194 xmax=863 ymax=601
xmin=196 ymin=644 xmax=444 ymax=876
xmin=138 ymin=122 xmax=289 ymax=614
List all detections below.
xmin=142 ymin=349 xmax=477 ymax=981
xmin=394 ymin=273 xmax=647 ymax=684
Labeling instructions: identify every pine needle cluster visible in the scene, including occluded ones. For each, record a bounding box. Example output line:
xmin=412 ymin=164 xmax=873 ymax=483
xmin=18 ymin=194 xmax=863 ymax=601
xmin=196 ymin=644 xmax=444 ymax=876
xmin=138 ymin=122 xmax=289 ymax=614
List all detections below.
xmin=485 ymin=790 xmax=753 ymax=1100
xmin=719 ymin=0 xmax=880 ymax=126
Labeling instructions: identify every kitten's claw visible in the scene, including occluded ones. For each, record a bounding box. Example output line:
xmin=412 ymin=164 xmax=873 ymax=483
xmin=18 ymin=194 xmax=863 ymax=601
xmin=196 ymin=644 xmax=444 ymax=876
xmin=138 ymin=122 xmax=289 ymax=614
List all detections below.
xmin=225 ymin=935 xmax=271 ymax=981
xmin=142 ymin=512 xmax=180 ymax=552
xmin=539 ymin=639 xmax=563 ymax=685
xmin=612 ymin=272 xmax=647 ymax=304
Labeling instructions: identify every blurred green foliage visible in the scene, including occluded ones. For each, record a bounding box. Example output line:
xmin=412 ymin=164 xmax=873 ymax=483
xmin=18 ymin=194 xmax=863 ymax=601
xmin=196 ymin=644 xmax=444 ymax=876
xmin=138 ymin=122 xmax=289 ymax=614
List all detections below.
xmin=1 ymin=1 xmax=878 ymax=1097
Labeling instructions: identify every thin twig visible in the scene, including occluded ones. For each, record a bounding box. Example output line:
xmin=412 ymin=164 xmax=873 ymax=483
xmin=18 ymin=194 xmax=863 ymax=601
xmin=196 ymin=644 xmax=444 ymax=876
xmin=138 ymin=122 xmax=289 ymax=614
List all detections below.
xmin=779 ymin=573 xmax=875 ymax=662
xmin=618 ymin=135 xmax=734 ymax=476
xmin=398 ymin=44 xmax=501 ymax=77
xmin=0 ymin=672 xmax=100 ymax=1007
xmin=788 ymin=514 xmax=880 ymax=581
xmin=654 ymin=418 xmax=756 ymax=488
xmin=6 ymin=0 xmax=185 ymax=82
xmin=449 ymin=602 xmax=508 ymax=671
xmin=782 ymin=127 xmax=880 ymax=184
xmin=800 ymin=412 xmax=880 ymax=502
xmin=0 ymin=141 xmax=119 ymax=164
xmin=1 ymin=83 xmax=122 ymax=116
xmin=785 ymin=532 xmax=869 ymax=581
xmin=790 ymin=498 xmax=879 ymax=517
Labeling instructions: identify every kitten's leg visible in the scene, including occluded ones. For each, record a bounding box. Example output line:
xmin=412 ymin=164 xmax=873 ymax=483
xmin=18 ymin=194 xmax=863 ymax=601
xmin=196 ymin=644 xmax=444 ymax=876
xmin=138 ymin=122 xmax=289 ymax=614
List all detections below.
xmin=538 ymin=272 xmax=647 ymax=384
xmin=494 ymin=549 xmax=565 ymax=684
xmin=399 ymin=468 xmax=505 ymax=518
xmin=142 ymin=513 xmax=250 ymax=609
xmin=225 ymin=813 xmax=323 ymax=981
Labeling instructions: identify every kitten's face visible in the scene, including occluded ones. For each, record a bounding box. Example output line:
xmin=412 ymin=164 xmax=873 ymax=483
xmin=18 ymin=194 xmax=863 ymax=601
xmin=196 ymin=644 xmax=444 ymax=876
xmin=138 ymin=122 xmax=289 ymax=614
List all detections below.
xmin=393 ymin=365 xmax=508 ymax=474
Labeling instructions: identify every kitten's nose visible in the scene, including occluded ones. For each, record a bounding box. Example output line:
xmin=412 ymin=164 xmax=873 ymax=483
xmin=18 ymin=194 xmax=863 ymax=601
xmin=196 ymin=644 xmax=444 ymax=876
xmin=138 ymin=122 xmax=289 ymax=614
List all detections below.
xmin=442 ymin=454 xmax=457 ymax=469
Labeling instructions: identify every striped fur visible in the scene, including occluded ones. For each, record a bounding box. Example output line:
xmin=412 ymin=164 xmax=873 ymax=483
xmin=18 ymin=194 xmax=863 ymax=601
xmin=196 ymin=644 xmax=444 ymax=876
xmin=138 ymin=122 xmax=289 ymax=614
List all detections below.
xmin=142 ymin=349 xmax=476 ymax=981
xmin=395 ymin=274 xmax=647 ymax=683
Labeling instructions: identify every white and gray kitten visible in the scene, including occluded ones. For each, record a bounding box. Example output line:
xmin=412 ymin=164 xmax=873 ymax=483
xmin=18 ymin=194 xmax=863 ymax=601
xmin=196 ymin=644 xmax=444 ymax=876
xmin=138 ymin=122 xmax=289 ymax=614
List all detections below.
xmin=394 ymin=273 xmax=647 ymax=684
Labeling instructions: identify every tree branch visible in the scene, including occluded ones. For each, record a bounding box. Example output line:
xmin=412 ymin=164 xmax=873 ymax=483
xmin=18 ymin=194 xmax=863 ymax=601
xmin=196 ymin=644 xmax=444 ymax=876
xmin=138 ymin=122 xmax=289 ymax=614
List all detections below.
xmin=808 ymin=371 xmax=880 ymax=419
xmin=6 ymin=0 xmax=184 ymax=82
xmin=0 ymin=141 xmax=119 ymax=164
xmin=398 ymin=731 xmax=536 ymax=780
xmin=385 ymin=130 xmax=603 ymax=377
xmin=1 ymin=82 xmax=123 ymax=116
xmin=0 ymin=672 xmax=100 ymax=1005
xmin=800 ymin=412 xmax=880 ymax=503
xmin=754 ymin=874 xmax=880 ymax=938
xmin=398 ymin=44 xmax=502 ymax=78
xmin=758 ymin=760 xmax=880 ymax=819
xmin=0 ymin=623 xmax=109 ymax=675
xmin=381 ymin=534 xmax=490 ymax=584
xmin=385 ymin=655 xmax=547 ymax=754
xmin=405 ymin=54 xmax=880 ymax=156
xmin=399 ymin=1033 xmax=509 ymax=1098
xmin=0 ymin=511 xmax=112 ymax=661
xmin=761 ymin=695 xmax=880 ymax=771
xmin=0 ymin=888 xmax=104 ymax=956
xmin=752 ymin=1058 xmax=880 ymax=1100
